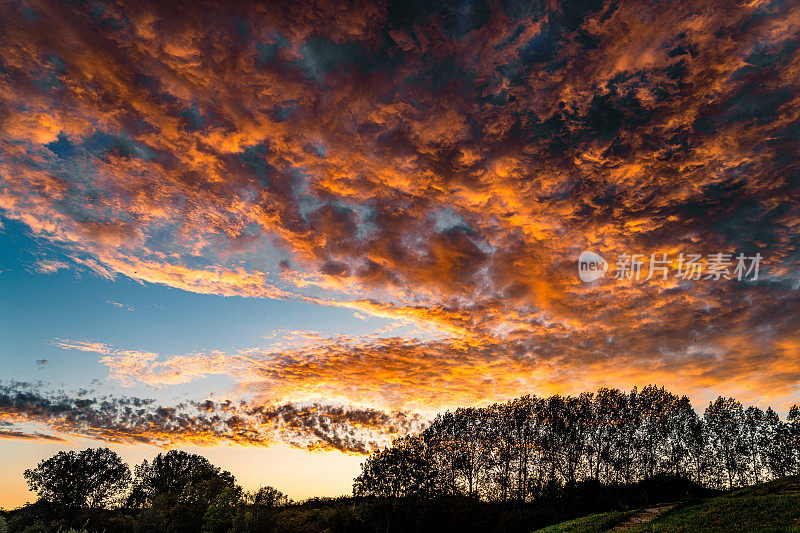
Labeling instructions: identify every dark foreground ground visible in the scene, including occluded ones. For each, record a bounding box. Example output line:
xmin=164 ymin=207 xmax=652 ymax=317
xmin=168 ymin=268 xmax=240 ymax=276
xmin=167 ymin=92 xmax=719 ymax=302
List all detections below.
xmin=6 ymin=476 xmax=800 ymax=533
xmin=0 ymin=475 xmax=726 ymax=533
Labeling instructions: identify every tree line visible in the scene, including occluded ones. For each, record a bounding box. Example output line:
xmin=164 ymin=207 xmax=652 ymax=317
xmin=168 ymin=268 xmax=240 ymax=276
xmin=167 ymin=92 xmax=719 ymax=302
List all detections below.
xmin=13 ymin=449 xmax=290 ymax=533
xmin=8 ymin=385 xmax=800 ymax=533
xmin=354 ymin=385 xmax=800 ymax=501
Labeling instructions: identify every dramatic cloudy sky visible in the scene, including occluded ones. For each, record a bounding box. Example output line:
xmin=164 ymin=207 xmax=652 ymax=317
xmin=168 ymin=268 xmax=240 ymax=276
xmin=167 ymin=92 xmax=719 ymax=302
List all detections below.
xmin=1 ymin=0 xmax=800 ymax=507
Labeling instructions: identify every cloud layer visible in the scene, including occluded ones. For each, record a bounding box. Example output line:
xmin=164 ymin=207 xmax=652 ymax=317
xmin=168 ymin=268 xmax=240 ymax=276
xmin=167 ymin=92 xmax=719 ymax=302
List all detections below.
xmin=2 ymin=0 xmax=800 ymax=444
xmin=0 ymin=382 xmax=421 ymax=453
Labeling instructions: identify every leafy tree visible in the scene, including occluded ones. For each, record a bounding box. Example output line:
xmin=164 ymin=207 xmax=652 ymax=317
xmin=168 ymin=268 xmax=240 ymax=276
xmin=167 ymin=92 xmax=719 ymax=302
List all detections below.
xmin=705 ymin=397 xmax=746 ymax=488
xmin=230 ymin=486 xmax=290 ymax=533
xmin=354 ymin=386 xmax=800 ymax=502
xmin=742 ymin=406 xmax=769 ymax=483
xmin=202 ymin=486 xmax=242 ymax=533
xmin=763 ymin=407 xmax=793 ymax=479
xmin=250 ymin=485 xmax=291 ymax=507
xmin=130 ymin=450 xmax=237 ymax=533
xmin=424 ymin=408 xmax=488 ymax=497
xmin=589 ymin=387 xmax=627 ymax=484
xmin=23 ymin=447 xmax=131 ymax=509
xmin=789 ymin=405 xmax=800 ymax=475
xmin=129 ymin=450 xmax=235 ymax=507
xmin=486 ymin=402 xmax=517 ymax=500
xmin=508 ymin=396 xmax=536 ymax=501
xmin=353 ymin=435 xmax=433 ymax=498
xmin=663 ymin=395 xmax=698 ymax=478
xmin=612 ymin=388 xmax=640 ymax=485
xmin=684 ymin=410 xmax=710 ymax=485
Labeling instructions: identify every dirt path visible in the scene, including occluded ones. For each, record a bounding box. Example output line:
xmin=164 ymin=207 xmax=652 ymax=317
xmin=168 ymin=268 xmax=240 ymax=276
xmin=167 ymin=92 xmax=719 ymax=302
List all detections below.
xmin=608 ymin=504 xmax=675 ymax=531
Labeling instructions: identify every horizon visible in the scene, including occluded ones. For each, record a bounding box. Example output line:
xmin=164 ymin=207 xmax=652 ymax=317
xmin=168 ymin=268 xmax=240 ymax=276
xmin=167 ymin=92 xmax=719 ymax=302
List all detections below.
xmin=2 ymin=0 xmax=800 ymax=513
xmin=2 ymin=384 xmax=796 ymax=509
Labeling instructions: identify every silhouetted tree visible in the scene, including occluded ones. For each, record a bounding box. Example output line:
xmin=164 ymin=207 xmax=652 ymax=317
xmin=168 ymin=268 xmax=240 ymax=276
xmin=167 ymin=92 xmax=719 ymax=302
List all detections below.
xmin=230 ymin=486 xmax=290 ymax=533
xmin=130 ymin=450 xmax=236 ymax=533
xmin=129 ymin=450 xmax=235 ymax=506
xmin=354 ymin=386 xmax=800 ymax=502
xmin=685 ymin=412 xmax=710 ymax=485
xmin=705 ymin=397 xmax=747 ymax=488
xmin=612 ymin=389 xmax=640 ymax=484
xmin=202 ymin=486 xmax=242 ymax=533
xmin=23 ymin=447 xmax=131 ymax=509
xmin=789 ymin=405 xmax=800 ymax=475
xmin=742 ymin=406 xmax=769 ymax=483
xmin=762 ymin=407 xmax=792 ymax=479
xmin=354 ymin=435 xmax=433 ymax=498
xmin=508 ymin=396 xmax=536 ymax=501
xmin=250 ymin=486 xmax=291 ymax=507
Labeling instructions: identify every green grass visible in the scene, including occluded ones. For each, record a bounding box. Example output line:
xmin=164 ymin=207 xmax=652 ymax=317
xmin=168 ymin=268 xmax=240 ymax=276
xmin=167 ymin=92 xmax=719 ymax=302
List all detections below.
xmin=533 ymin=477 xmax=800 ymax=533
xmin=532 ymin=510 xmax=635 ymax=532
xmin=631 ymin=477 xmax=800 ymax=532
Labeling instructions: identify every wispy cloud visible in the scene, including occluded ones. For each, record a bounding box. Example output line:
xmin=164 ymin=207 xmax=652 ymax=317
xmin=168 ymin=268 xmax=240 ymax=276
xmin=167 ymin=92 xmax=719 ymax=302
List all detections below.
xmin=31 ymin=259 xmax=69 ymax=275
xmin=105 ymin=299 xmax=134 ymax=311
xmin=0 ymin=429 xmax=67 ymax=442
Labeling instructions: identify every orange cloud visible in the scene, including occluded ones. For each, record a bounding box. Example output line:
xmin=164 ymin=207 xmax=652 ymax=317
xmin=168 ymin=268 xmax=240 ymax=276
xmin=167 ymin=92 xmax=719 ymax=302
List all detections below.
xmin=2 ymin=0 xmax=800 ymax=435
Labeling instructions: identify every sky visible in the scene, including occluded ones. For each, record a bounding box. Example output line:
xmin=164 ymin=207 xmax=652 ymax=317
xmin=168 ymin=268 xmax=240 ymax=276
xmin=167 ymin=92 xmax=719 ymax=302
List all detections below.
xmin=1 ymin=0 xmax=800 ymax=509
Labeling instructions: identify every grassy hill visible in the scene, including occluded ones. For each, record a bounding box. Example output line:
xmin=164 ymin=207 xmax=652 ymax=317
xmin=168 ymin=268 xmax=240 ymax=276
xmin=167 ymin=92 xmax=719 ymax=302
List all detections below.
xmin=533 ymin=476 xmax=800 ymax=533
xmin=533 ymin=510 xmax=636 ymax=532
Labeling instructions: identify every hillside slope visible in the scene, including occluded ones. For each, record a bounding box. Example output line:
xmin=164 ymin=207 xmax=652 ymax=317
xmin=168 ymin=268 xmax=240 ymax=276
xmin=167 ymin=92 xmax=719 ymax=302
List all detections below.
xmin=534 ymin=476 xmax=800 ymax=533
